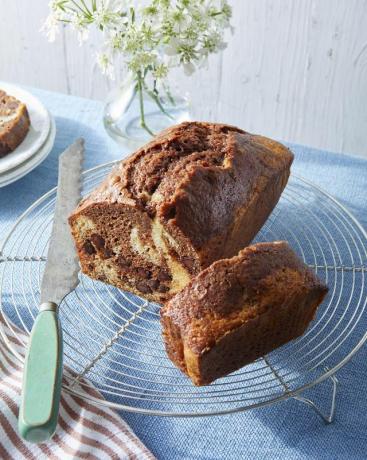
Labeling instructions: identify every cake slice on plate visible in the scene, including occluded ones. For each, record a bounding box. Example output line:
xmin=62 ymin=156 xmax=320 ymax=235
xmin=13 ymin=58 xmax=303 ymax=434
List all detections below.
xmin=0 ymin=90 xmax=30 ymax=157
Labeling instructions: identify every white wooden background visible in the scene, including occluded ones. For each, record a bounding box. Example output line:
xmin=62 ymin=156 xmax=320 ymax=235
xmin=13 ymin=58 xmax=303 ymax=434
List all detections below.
xmin=1 ymin=0 xmax=367 ymax=156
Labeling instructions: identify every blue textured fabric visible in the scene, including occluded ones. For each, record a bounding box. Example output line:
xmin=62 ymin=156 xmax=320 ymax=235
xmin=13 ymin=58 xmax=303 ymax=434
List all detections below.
xmin=0 ymin=88 xmax=366 ymax=460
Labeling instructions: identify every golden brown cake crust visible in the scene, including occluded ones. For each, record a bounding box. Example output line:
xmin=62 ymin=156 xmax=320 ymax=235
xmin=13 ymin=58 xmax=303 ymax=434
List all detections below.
xmin=0 ymin=90 xmax=30 ymax=157
xmin=70 ymin=122 xmax=293 ymax=302
xmin=76 ymin=122 xmax=293 ymax=261
xmin=161 ymin=241 xmax=328 ymax=385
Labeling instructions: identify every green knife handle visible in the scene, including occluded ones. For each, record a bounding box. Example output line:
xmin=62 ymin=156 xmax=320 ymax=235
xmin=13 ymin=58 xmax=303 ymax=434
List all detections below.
xmin=18 ymin=302 xmax=63 ymax=443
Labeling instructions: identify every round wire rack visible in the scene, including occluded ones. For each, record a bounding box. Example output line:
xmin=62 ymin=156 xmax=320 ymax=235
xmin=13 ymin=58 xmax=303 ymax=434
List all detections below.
xmin=0 ymin=162 xmax=366 ymax=419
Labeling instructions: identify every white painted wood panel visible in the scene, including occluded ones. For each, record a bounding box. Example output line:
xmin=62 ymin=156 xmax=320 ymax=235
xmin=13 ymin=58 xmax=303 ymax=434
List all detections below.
xmin=0 ymin=0 xmax=366 ymax=156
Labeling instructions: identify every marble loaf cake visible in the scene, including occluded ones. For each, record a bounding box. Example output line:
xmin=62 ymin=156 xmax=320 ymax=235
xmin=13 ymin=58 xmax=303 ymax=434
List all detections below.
xmin=69 ymin=122 xmax=294 ymax=302
xmin=161 ymin=241 xmax=328 ymax=385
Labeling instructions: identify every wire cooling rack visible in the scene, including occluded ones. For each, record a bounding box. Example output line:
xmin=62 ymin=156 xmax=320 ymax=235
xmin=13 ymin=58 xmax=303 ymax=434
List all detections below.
xmin=0 ymin=162 xmax=366 ymax=422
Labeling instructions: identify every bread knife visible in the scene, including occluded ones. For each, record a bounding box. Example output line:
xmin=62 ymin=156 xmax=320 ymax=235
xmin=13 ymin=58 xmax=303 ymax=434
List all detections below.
xmin=18 ymin=139 xmax=84 ymax=443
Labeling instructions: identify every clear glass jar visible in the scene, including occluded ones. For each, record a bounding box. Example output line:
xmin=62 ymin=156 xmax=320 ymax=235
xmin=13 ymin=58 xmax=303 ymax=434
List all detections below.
xmin=103 ymin=73 xmax=190 ymax=149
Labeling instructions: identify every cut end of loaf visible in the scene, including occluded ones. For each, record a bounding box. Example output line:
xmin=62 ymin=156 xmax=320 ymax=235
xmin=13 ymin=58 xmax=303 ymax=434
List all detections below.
xmin=69 ymin=204 xmax=196 ymax=303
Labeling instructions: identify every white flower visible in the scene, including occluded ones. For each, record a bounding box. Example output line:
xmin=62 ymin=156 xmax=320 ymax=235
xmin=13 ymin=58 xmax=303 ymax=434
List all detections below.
xmin=153 ymin=63 xmax=169 ymax=79
xmin=42 ymin=0 xmax=233 ymax=82
xmin=97 ymin=52 xmax=115 ymax=80
xmin=69 ymin=12 xmax=90 ymax=45
xmin=108 ymin=30 xmax=124 ymax=51
xmin=128 ymin=50 xmax=158 ymax=74
xmin=41 ymin=12 xmax=61 ymax=42
xmin=49 ymin=0 xmax=65 ymax=12
xmin=92 ymin=1 xmax=124 ymax=29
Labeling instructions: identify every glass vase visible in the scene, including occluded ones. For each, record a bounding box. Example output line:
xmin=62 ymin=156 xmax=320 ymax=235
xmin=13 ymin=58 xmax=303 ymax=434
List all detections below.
xmin=103 ymin=74 xmax=190 ymax=149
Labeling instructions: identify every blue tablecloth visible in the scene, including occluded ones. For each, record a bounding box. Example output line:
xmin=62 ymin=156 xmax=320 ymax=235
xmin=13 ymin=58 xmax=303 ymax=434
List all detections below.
xmin=0 ymin=88 xmax=366 ymax=460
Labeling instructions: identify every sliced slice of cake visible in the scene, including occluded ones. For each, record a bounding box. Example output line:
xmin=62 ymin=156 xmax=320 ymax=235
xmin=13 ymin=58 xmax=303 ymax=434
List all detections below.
xmin=161 ymin=241 xmax=328 ymax=385
xmin=0 ymin=90 xmax=30 ymax=157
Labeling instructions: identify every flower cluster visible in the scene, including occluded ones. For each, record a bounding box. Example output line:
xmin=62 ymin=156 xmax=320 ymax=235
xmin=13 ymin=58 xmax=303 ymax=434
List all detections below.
xmin=42 ymin=0 xmax=232 ymax=132
xmin=43 ymin=0 xmax=232 ymax=77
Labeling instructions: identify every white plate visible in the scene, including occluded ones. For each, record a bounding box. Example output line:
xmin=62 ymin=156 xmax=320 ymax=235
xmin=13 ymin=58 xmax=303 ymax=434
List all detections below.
xmin=0 ymin=82 xmax=51 ymax=174
xmin=0 ymin=115 xmax=56 ymax=187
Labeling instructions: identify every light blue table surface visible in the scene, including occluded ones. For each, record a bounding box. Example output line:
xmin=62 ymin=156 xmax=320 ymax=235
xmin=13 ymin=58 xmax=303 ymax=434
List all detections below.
xmin=0 ymin=88 xmax=366 ymax=460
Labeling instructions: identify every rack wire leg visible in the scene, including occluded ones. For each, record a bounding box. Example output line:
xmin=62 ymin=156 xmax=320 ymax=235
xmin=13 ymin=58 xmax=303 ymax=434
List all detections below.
xmin=264 ymin=357 xmax=339 ymax=424
xmin=292 ymin=373 xmax=338 ymax=424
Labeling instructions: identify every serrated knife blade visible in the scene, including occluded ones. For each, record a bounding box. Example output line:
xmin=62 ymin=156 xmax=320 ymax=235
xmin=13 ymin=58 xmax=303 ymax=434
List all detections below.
xmin=40 ymin=138 xmax=84 ymax=304
xmin=19 ymin=138 xmax=84 ymax=444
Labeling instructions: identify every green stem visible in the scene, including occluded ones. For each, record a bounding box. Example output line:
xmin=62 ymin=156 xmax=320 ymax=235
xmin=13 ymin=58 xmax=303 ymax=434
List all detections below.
xmin=79 ymin=0 xmax=93 ymax=16
xmin=142 ymin=80 xmax=174 ymax=120
xmin=70 ymin=0 xmax=89 ymax=16
xmin=137 ymin=75 xmax=154 ymax=136
xmin=163 ymin=83 xmax=176 ymax=106
xmin=64 ymin=5 xmax=81 ymax=15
